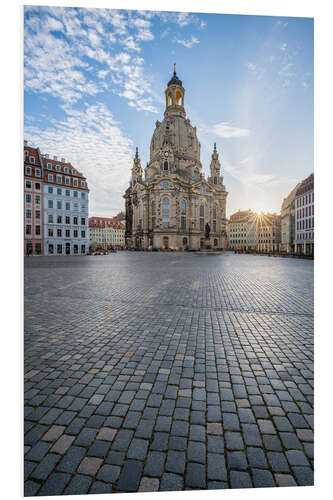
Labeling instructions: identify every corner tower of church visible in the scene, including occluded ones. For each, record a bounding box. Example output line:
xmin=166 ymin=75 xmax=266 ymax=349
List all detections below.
xmin=124 ymin=66 xmax=228 ymax=251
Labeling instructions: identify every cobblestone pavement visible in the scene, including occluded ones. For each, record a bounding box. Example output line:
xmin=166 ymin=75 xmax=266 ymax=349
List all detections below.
xmin=24 ymin=252 xmax=314 ymax=496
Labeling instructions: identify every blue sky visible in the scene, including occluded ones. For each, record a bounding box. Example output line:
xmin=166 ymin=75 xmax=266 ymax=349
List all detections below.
xmin=24 ymin=6 xmax=313 ymax=217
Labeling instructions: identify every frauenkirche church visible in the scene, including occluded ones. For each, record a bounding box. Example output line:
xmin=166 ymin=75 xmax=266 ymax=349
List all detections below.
xmin=124 ymin=66 xmax=228 ymax=250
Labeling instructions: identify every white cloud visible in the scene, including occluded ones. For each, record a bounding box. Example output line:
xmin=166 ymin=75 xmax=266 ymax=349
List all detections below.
xmin=280 ymin=42 xmax=287 ymax=51
xmin=207 ymin=122 xmax=250 ymax=138
xmin=25 ymin=103 xmax=134 ymax=216
xmin=246 ymin=62 xmax=257 ymax=71
xmin=174 ymin=36 xmax=199 ymax=49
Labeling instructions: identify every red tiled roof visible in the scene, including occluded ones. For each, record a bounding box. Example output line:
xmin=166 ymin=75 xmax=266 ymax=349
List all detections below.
xmin=24 ymin=146 xmax=41 ymax=167
xmin=89 ymin=217 xmax=125 ymax=229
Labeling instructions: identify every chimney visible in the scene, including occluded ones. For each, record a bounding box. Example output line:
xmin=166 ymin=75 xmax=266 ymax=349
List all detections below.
xmin=53 ymin=156 xmax=57 ymax=161
xmin=61 ymin=158 xmax=66 ymax=163
xmin=24 ymin=140 xmax=28 ymax=146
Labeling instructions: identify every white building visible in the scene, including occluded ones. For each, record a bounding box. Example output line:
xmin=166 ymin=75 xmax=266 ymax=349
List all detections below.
xmin=294 ymin=173 xmax=314 ymax=256
xmin=89 ymin=217 xmax=125 ymax=249
xmin=42 ymin=155 xmax=89 ymax=255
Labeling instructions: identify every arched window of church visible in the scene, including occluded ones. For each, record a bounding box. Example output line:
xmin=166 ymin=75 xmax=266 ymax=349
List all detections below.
xmin=164 ymin=161 xmax=168 ymax=171
xmin=213 ymin=205 xmax=217 ymax=220
xmin=139 ymin=203 xmax=142 ymax=219
xmin=200 ymin=202 xmax=204 ymax=217
xmin=167 ymin=94 xmax=172 ymax=106
xmin=214 ymin=177 xmax=217 ymax=184
xmin=194 ymin=167 xmax=199 ymax=176
xmin=176 ymin=91 xmax=182 ymax=105
xmin=181 ymin=199 xmax=186 ymax=215
xmin=152 ymin=201 xmax=156 ymax=216
xmin=162 ymin=197 xmax=169 ymax=215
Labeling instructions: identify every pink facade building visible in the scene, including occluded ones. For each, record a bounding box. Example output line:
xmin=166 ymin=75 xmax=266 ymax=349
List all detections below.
xmin=24 ymin=141 xmax=43 ymax=255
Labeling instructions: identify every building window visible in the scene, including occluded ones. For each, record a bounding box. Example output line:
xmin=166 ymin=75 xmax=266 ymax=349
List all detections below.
xmin=81 ymin=205 xmax=86 ymax=212
xmin=81 ymin=192 xmax=86 ymax=199
xmin=65 ymin=189 xmax=70 ymax=197
xmin=57 ymin=201 xmax=62 ymax=210
xmin=81 ymin=217 xmax=86 ymax=225
xmin=164 ymin=161 xmax=168 ymax=171
xmin=66 ymin=242 xmax=71 ymax=254
xmin=181 ymin=216 xmax=186 ymax=229
xmin=48 ymin=187 xmax=53 ymax=194
xmin=65 ymin=177 xmax=70 ymax=185
xmin=73 ymin=244 xmax=78 ymax=254
xmin=57 ymin=229 xmax=62 ymax=237
xmin=35 ymin=195 xmax=40 ymax=205
xmin=74 ymin=230 xmax=78 ymax=237
xmin=214 ymin=177 xmax=217 ymax=184
xmin=48 ymin=200 xmax=53 ymax=209
xmin=57 ymin=188 xmax=62 ymax=195
xmin=162 ymin=216 xmax=169 ymax=228
xmin=26 ymin=180 xmax=32 ymax=189
xmin=183 ymin=237 xmax=188 ymax=246
xmin=48 ymin=174 xmax=53 ymax=182
xmin=48 ymin=228 xmax=54 ymax=237
xmin=35 ymin=210 xmax=40 ymax=219
xmin=26 ymin=193 xmax=31 ymax=203
xmin=81 ymin=244 xmax=86 ymax=254
xmin=56 ymin=175 xmax=62 ymax=184
xmin=214 ymin=238 xmax=218 ymax=246
xmin=48 ymin=215 xmax=53 ymax=223
xmin=213 ymin=220 xmax=216 ymax=233
xmin=47 ymin=163 xmax=52 ymax=170
xmin=66 ymin=202 xmax=70 ymax=211
xmin=152 ymin=201 xmax=156 ymax=216
xmin=56 ymin=165 xmax=61 ymax=172
xmin=57 ymin=215 xmax=62 ymax=224
xmin=26 ymin=209 xmax=31 ymax=219
xmin=162 ymin=181 xmax=169 ymax=189
xmin=64 ymin=167 xmax=68 ymax=173
xmin=213 ymin=205 xmax=217 ymax=219
xmin=48 ymin=244 xmax=54 ymax=254
xmin=162 ymin=197 xmax=169 ymax=215
xmin=65 ymin=229 xmax=70 ymax=238
xmin=35 ymin=225 xmax=40 ymax=235
xmin=200 ymin=186 xmax=205 ymax=195
xmin=29 ymin=156 xmax=35 ymax=163
xmin=74 ymin=203 xmax=78 ymax=211
xmin=35 ymin=243 xmax=41 ymax=255
xmin=73 ymin=191 xmax=78 ymax=198
xmin=25 ymin=166 xmax=31 ymax=175
xmin=57 ymin=244 xmax=62 ymax=254
xmin=73 ymin=179 xmax=78 ymax=187
xmin=73 ymin=217 xmax=78 ymax=225
xmin=181 ymin=199 xmax=186 ymax=215
xmin=65 ymin=216 xmax=70 ymax=224
xmin=35 ymin=182 xmax=40 ymax=190
xmin=81 ymin=181 xmax=85 ymax=187
xmin=152 ymin=216 xmax=156 ymax=228
xmin=81 ymin=230 xmax=86 ymax=238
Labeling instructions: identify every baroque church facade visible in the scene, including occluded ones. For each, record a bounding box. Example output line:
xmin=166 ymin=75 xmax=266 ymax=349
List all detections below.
xmin=124 ymin=67 xmax=228 ymax=250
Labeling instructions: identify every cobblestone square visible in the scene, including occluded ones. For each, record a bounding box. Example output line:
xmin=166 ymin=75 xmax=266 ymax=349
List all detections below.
xmin=24 ymin=252 xmax=314 ymax=495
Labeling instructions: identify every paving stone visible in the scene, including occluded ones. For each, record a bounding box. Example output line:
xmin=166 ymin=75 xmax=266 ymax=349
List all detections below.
xmin=127 ymin=438 xmax=149 ymax=460
xmin=185 ymin=462 xmax=206 ymax=488
xmin=50 ymin=434 xmax=75 ymax=454
xmin=296 ymin=428 xmax=314 ymax=441
xmin=96 ymin=427 xmax=117 ymax=442
xmin=56 ymin=446 xmax=85 ymax=473
xmin=89 ymin=481 xmax=113 ymax=493
xmin=77 ymin=457 xmax=103 ymax=476
xmin=160 ymin=472 xmax=184 ymax=491
xmin=207 ymin=453 xmax=227 ymax=481
xmin=112 ymin=429 xmax=134 ymax=451
xmin=64 ymin=474 xmax=92 ymax=495
xmin=225 ymin=431 xmax=244 ymax=450
xmin=144 ymin=451 xmax=166 ymax=477
xmin=292 ymin=466 xmax=314 ymax=486
xmin=74 ymin=428 xmax=97 ymax=447
xmin=38 ymin=472 xmax=71 ymax=496
xmin=227 ymin=451 xmax=248 ymax=470
xmin=187 ymin=441 xmax=206 ymax=464
xmin=24 ymin=480 xmax=40 ymax=496
xmin=25 ymin=442 xmax=51 ymax=462
xmin=41 ymin=425 xmax=66 ymax=442
xmin=279 ymin=432 xmax=303 ymax=449
xmin=189 ymin=424 xmax=205 ymax=442
xmin=275 ymin=473 xmax=298 ymax=487
xmin=166 ymin=450 xmax=186 ymax=474
xmin=139 ymin=477 xmax=160 ymax=492
xmin=267 ymin=452 xmax=290 ymax=472
xmin=116 ymin=460 xmax=143 ymax=491
xmin=230 ymin=470 xmax=252 ymax=488
xmin=96 ymin=464 xmax=121 ymax=483
xmin=263 ymin=435 xmax=283 ymax=451
xmin=252 ymin=468 xmax=275 ymax=488
xmin=87 ymin=440 xmax=110 ymax=458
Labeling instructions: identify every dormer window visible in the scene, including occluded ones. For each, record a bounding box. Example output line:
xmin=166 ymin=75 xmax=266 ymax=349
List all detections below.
xmin=47 ymin=163 xmax=52 ymax=170
xmin=56 ymin=165 xmax=61 ymax=171
xmin=29 ymin=156 xmax=35 ymax=164
xmin=72 ymin=169 xmax=76 ymax=175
